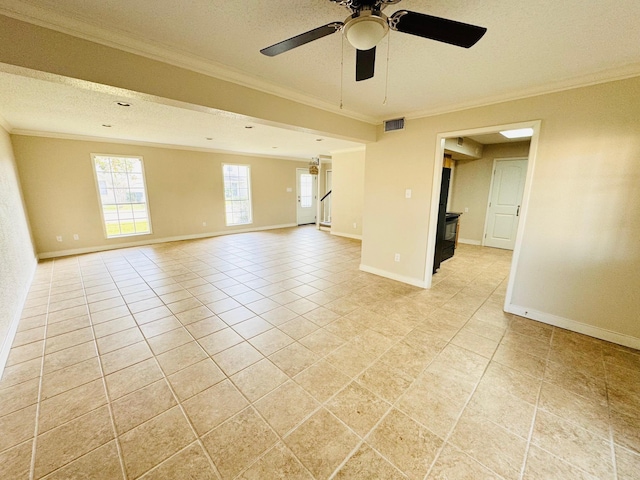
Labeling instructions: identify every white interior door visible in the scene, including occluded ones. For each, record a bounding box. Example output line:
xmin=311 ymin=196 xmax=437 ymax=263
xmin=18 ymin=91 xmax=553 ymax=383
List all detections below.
xmin=324 ymin=170 xmax=332 ymax=223
xmin=484 ymin=158 xmax=528 ymax=250
xmin=296 ymin=168 xmax=317 ymax=225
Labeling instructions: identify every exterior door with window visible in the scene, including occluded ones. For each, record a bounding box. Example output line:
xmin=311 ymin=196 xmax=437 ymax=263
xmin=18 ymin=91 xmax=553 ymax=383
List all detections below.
xmin=484 ymin=158 xmax=528 ymax=250
xmin=296 ymin=168 xmax=317 ymax=225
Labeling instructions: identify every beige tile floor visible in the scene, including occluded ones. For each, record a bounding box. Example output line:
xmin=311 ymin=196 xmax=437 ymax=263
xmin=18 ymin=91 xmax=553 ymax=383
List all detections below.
xmin=1 ymin=226 xmax=639 ymax=479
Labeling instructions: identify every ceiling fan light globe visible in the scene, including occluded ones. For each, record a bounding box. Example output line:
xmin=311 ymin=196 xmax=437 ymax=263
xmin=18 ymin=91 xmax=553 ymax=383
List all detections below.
xmin=344 ymin=14 xmax=388 ymax=50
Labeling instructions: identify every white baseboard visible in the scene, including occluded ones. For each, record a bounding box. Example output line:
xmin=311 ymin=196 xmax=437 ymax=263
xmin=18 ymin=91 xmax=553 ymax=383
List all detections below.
xmin=38 ymin=223 xmax=298 ymax=259
xmin=359 ymin=264 xmax=428 ymax=288
xmin=458 ymin=238 xmax=482 ymax=246
xmin=505 ymin=303 xmax=640 ymax=350
xmin=0 ymin=256 xmax=38 ymax=379
xmin=330 ymin=231 xmax=362 ymax=240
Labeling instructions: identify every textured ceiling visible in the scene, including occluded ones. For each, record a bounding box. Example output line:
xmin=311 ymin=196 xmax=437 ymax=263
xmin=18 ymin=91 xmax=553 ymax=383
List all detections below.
xmin=0 ymin=71 xmax=362 ymax=159
xmin=1 ymin=0 xmax=639 ymax=156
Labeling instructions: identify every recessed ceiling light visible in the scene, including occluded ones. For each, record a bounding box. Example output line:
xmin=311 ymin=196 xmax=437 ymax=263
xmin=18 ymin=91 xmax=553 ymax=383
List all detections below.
xmin=316 ymin=138 xmax=323 ymax=142
xmin=245 ymin=126 xmax=254 ymax=129
xmin=500 ymin=128 xmax=533 ymax=139
xmin=115 ymin=101 xmax=131 ymax=107
xmin=206 ymin=137 xmax=213 ymax=140
xmin=272 ymin=146 xmax=278 ymax=149
xmin=102 ymin=124 xmax=112 ymax=127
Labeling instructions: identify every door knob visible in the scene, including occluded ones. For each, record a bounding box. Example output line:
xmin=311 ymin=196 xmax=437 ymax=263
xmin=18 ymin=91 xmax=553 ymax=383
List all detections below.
xmin=516 ymin=205 xmax=521 ymax=216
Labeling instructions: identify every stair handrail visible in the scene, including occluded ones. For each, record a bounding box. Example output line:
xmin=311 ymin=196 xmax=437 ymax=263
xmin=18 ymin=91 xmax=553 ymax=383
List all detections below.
xmin=320 ymin=190 xmax=332 ymax=202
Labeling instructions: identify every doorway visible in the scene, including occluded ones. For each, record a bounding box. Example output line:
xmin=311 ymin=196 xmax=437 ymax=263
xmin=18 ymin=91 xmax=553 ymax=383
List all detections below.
xmin=324 ymin=169 xmax=332 ymax=223
xmin=483 ymin=158 xmax=528 ymax=250
xmin=296 ymin=168 xmax=317 ymax=225
xmin=424 ymin=121 xmax=541 ymax=303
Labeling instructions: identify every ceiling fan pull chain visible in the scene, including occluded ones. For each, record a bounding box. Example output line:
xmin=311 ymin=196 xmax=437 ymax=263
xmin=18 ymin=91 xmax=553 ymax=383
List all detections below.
xmin=383 ymin=32 xmax=390 ymax=105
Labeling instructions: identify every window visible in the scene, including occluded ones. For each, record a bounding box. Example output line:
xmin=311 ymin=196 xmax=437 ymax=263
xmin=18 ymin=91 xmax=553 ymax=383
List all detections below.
xmin=222 ymin=164 xmax=252 ymax=226
xmin=92 ymin=154 xmax=151 ymax=238
xmin=299 ymin=173 xmax=313 ymax=207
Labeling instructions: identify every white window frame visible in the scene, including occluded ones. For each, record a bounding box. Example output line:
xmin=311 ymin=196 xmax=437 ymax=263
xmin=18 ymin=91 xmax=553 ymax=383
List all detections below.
xmin=91 ymin=153 xmax=153 ymax=238
xmin=222 ymin=163 xmax=253 ymax=226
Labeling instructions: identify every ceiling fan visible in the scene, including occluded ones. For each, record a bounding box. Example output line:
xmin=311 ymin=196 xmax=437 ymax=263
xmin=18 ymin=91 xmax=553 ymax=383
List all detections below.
xmin=260 ymin=0 xmax=487 ymax=82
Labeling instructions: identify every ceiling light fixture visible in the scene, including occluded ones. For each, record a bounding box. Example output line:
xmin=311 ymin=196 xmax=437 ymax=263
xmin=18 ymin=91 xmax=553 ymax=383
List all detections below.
xmin=316 ymin=138 xmax=323 ymax=142
xmin=115 ymin=101 xmax=131 ymax=107
xmin=102 ymin=124 xmax=112 ymax=128
xmin=344 ymin=10 xmax=389 ymax=50
xmin=206 ymin=137 xmax=213 ymax=140
xmin=500 ymin=128 xmax=534 ymax=139
xmin=245 ymin=126 xmax=254 ymax=129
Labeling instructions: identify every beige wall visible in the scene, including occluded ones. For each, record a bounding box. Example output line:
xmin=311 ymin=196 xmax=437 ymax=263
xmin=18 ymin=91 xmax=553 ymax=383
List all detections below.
xmin=451 ymin=141 xmax=530 ymax=243
xmin=12 ymin=135 xmax=307 ymax=256
xmin=331 ymin=148 xmax=365 ymax=238
xmin=0 ymin=126 xmax=37 ymax=368
xmin=362 ymin=76 xmax=640 ymax=344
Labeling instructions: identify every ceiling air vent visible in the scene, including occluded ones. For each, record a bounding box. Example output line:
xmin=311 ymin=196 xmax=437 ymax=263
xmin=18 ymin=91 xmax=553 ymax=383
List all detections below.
xmin=384 ymin=117 xmax=405 ymax=132
xmin=457 ymin=137 xmax=464 ymax=146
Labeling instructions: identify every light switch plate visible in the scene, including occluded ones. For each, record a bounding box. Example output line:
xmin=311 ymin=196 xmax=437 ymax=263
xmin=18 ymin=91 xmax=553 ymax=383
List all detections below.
xmin=405 ymin=189 xmax=412 ymax=199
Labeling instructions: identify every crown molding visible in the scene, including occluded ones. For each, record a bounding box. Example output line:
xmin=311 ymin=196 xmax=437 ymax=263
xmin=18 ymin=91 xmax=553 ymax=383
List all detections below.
xmin=405 ymin=63 xmax=640 ymax=121
xmin=0 ymin=4 xmax=378 ymax=125
xmin=10 ymin=129 xmax=311 ymax=162
xmin=2 ymin=3 xmax=639 ymax=127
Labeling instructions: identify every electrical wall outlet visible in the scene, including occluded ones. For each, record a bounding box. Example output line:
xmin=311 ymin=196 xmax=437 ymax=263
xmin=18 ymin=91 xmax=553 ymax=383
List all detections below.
xmin=394 ymin=253 xmax=400 ymax=262
xmin=353 ymin=222 xmax=357 ymax=229
xmin=464 ymin=207 xmax=469 ymax=213
xmin=56 ymin=235 xmax=62 ymax=242
xmin=73 ymin=234 xmax=79 ymax=240
xmin=202 ymin=221 xmax=207 ymax=227
xmin=405 ymin=189 xmax=412 ymax=199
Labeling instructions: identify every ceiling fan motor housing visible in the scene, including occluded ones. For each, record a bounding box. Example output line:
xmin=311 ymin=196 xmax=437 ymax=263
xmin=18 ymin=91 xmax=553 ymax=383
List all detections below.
xmin=343 ymin=9 xmax=389 ymax=50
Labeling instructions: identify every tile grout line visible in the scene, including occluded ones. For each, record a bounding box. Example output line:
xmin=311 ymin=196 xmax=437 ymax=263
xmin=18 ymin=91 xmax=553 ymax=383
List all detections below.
xmin=129 ymin=249 xmax=278 ymax=478
xmin=281 ymin=329 xmax=410 ymax=479
xmin=28 ymin=261 xmax=55 ymax=480
xmin=172 ymin=253 xmax=317 ymax=476
xmin=518 ymin=332 xmax=619 ymax=479
xmin=26 ymin=234 xmax=526 ymax=479
xmin=235 ymin=441 xmax=317 ymax=480
xmin=601 ymin=347 xmax=619 ymax=480
xmin=129 ymin=241 xmax=354 ymax=479
xmin=414 ymin=274 xmax=510 ymax=467
xmin=76 ymin=256 xmax=130 ymax=480
xmin=421 ymin=289 xmax=515 ymax=480
xmin=109 ymin=250 xmax=226 ymax=480
xmin=327 ymin=278 xmax=507 ymax=479
xmin=517 ymin=326 xmax=554 ymax=480
xmin=323 ymin=263 xmax=512 ymax=479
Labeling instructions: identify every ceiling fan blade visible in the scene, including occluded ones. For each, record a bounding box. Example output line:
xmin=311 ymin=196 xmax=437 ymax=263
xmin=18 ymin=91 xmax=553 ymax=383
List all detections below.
xmin=260 ymin=22 xmax=343 ymax=56
xmin=389 ymin=10 xmax=487 ymax=48
xmin=356 ymin=47 xmax=376 ymax=81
